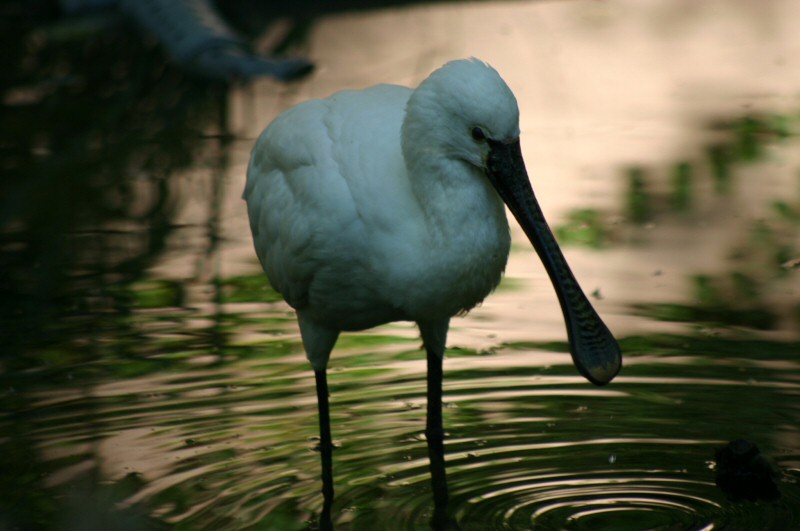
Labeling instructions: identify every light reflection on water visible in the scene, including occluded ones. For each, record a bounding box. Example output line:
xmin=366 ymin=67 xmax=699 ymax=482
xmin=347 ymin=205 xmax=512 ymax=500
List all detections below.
xmin=15 ymin=310 xmax=800 ymax=529
xmin=2 ymin=0 xmax=800 ymax=529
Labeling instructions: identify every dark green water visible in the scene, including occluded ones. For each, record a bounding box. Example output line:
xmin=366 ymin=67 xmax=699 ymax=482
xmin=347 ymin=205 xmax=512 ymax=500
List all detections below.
xmin=2 ymin=3 xmax=800 ymax=530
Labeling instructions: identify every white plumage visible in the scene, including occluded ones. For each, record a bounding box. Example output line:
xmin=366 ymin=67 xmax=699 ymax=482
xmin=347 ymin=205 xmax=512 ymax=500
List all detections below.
xmin=245 ymin=59 xmax=522 ymax=369
xmin=243 ymin=58 xmax=621 ymax=507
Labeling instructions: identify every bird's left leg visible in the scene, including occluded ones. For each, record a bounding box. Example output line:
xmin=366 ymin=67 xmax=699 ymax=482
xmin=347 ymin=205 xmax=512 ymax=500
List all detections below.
xmin=419 ymin=319 xmax=451 ymax=509
xmin=315 ymin=369 xmax=334 ymax=516
xmin=298 ymin=313 xmax=339 ymax=517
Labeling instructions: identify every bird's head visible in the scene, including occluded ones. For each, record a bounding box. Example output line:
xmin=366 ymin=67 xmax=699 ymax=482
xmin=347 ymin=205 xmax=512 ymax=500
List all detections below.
xmin=404 ymin=58 xmax=622 ymax=386
xmin=403 ymin=58 xmax=521 ymax=171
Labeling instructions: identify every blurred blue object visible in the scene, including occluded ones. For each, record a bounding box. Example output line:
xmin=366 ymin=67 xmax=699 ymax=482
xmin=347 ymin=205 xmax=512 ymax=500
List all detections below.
xmin=59 ymin=0 xmax=117 ymax=13
xmin=59 ymin=0 xmax=314 ymax=81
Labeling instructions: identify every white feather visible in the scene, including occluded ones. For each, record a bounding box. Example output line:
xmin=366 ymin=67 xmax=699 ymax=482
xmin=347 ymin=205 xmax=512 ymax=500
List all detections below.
xmin=244 ymin=59 xmax=520 ymax=369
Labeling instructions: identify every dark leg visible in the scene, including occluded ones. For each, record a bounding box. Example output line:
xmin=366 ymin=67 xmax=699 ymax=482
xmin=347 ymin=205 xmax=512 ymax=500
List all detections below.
xmin=315 ymin=369 xmax=334 ymax=525
xmin=426 ymin=348 xmax=449 ymax=510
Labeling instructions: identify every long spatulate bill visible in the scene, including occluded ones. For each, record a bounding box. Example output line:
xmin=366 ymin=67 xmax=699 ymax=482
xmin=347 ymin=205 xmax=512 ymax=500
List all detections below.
xmin=486 ymin=138 xmax=622 ymax=385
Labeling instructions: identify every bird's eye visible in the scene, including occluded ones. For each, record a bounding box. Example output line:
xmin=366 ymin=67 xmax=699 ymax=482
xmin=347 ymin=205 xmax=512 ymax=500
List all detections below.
xmin=471 ymin=126 xmax=486 ymax=142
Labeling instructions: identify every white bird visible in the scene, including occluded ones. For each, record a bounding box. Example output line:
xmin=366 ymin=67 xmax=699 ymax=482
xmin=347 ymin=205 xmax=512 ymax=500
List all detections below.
xmin=243 ymin=58 xmax=621 ymax=508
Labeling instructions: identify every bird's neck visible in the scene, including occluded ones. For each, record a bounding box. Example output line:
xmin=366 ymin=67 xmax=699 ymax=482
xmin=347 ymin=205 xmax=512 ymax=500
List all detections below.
xmin=408 ymin=156 xmax=507 ymax=243
xmin=398 ymin=155 xmax=511 ymax=319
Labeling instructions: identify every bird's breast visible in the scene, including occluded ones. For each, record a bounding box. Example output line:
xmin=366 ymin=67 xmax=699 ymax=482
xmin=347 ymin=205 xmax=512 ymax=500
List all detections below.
xmin=390 ymin=198 xmax=511 ymax=321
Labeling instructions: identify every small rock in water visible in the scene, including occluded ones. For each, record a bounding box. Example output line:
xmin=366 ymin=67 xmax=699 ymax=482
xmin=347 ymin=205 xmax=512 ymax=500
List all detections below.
xmin=714 ymin=439 xmax=780 ymax=501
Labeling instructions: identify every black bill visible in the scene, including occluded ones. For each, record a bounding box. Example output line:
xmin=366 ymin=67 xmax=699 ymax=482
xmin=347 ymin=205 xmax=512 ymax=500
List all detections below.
xmin=486 ymin=138 xmax=622 ymax=385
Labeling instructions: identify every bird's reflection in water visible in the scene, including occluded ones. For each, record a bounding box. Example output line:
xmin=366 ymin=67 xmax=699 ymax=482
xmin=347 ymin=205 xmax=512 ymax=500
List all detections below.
xmin=315 ymin=429 xmax=460 ymax=531
xmin=428 ymin=453 xmax=461 ymax=531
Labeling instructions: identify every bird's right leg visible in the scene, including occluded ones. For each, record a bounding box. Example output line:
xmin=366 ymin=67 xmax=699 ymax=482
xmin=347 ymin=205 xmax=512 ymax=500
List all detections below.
xmin=419 ymin=319 xmax=451 ymax=510
xmin=426 ymin=344 xmax=449 ymax=509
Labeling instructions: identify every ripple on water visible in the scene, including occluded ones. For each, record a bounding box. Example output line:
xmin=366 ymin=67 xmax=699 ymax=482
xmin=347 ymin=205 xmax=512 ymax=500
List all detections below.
xmin=14 ymin=326 xmax=800 ymax=530
xmin=289 ymin=349 xmax=799 ymax=530
xmin=344 ymin=433 xmax=799 ymax=530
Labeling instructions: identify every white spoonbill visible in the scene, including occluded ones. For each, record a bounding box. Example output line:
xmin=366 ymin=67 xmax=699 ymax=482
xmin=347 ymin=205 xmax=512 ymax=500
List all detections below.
xmin=244 ymin=58 xmax=622 ymax=507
